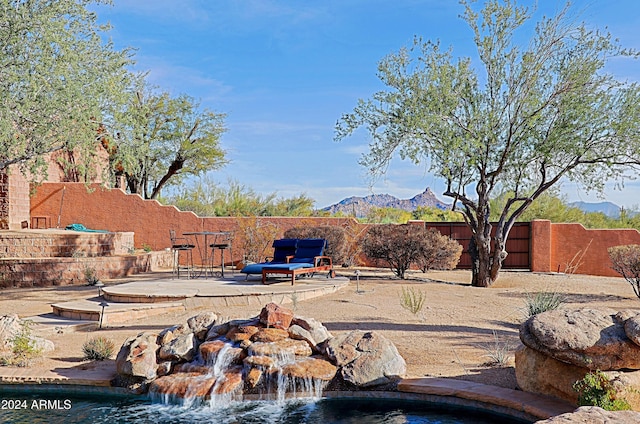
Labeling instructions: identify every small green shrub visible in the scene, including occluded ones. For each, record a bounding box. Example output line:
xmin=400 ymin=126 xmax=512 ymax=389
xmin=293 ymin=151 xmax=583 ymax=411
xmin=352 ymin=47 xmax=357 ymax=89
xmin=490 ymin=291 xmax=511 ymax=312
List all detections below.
xmin=399 ymin=286 xmax=426 ymax=315
xmin=84 ymin=267 xmax=99 ymax=285
xmin=523 ymin=291 xmax=565 ymax=317
xmin=573 ymin=370 xmax=631 ymax=411
xmin=82 ymin=337 xmax=115 ymax=361
xmin=142 ymin=243 xmax=152 ymax=253
xmin=1 ymin=320 xmax=43 ymax=367
xmin=480 ymin=330 xmax=512 ymax=367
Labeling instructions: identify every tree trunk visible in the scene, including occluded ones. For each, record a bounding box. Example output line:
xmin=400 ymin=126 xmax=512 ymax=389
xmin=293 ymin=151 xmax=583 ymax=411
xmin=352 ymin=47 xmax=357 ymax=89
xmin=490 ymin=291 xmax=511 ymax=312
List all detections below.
xmin=469 ymin=235 xmax=493 ymax=287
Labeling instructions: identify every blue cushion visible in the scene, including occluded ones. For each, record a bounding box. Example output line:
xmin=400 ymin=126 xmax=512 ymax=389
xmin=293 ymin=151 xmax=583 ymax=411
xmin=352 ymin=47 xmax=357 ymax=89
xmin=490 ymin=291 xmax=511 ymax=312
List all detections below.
xmin=240 ymin=262 xmax=312 ymax=274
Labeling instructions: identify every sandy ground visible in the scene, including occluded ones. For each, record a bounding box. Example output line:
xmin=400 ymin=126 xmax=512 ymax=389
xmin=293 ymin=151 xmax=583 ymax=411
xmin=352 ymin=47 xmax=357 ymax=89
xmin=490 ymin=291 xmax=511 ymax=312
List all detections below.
xmin=2 ymin=268 xmax=639 ymax=390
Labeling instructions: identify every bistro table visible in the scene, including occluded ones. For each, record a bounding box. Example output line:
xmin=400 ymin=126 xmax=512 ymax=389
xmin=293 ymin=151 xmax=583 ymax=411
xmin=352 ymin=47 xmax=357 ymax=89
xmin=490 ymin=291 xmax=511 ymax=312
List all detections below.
xmin=182 ymin=231 xmax=233 ymax=278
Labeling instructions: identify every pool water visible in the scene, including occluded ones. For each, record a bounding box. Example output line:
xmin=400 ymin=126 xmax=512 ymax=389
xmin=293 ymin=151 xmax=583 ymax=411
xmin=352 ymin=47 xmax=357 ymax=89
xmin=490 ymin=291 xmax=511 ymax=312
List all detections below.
xmin=0 ymin=392 xmax=530 ymax=424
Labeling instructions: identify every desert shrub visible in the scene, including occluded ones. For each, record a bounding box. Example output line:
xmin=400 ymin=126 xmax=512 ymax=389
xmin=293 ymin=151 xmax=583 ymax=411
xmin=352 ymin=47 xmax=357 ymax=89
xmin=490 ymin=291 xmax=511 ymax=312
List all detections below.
xmin=82 ymin=336 xmax=115 ymax=361
xmin=523 ymin=291 xmax=565 ymax=317
xmin=416 ymin=228 xmax=463 ymax=272
xmin=362 ymin=224 xmax=462 ymax=279
xmin=399 ymin=286 xmax=426 ymax=315
xmin=284 ymin=225 xmax=348 ymax=265
xmin=1 ymin=320 xmax=43 ymax=367
xmin=361 ymin=224 xmax=426 ymax=279
xmin=480 ymin=330 xmax=512 ymax=367
xmin=237 ymin=217 xmax=281 ymax=263
xmin=573 ymin=370 xmax=631 ymax=411
xmin=608 ymin=245 xmax=640 ymax=299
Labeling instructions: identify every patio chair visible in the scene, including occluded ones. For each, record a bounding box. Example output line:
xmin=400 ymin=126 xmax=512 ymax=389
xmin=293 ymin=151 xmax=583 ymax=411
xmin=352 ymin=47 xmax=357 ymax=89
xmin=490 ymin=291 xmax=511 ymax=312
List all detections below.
xmin=259 ymin=238 xmax=335 ymax=285
xmin=209 ymin=232 xmax=233 ymax=278
xmin=240 ymin=238 xmax=298 ymax=278
xmin=169 ymin=230 xmax=195 ymax=279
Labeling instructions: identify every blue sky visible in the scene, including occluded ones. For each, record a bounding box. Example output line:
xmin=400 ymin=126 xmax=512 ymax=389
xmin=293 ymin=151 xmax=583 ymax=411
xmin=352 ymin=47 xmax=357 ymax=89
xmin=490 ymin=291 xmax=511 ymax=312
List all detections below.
xmin=93 ymin=0 xmax=640 ymax=210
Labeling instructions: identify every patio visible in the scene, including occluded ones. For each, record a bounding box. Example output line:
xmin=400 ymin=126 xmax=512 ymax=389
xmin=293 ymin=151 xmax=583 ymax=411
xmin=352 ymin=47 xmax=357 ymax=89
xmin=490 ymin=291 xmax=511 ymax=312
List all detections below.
xmin=48 ymin=272 xmax=350 ymax=325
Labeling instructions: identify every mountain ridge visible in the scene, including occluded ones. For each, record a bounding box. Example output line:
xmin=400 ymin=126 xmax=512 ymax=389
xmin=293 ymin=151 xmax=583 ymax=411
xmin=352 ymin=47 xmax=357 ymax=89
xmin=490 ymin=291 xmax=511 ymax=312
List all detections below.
xmin=321 ymin=187 xmax=450 ymax=218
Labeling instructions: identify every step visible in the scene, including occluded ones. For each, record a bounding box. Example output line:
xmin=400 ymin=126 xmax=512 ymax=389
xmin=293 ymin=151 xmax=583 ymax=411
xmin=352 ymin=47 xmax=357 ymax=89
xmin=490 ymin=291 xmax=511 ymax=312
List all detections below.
xmin=51 ymin=299 xmax=185 ymax=325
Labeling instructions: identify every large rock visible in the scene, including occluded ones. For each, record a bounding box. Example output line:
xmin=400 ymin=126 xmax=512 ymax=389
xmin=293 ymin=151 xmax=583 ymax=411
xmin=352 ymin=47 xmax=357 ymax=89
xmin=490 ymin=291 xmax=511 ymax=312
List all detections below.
xmin=0 ymin=315 xmax=54 ymax=356
xmin=187 ymin=312 xmax=218 ymax=340
xmin=116 ymin=332 xmax=159 ymax=380
xmin=325 ymin=330 xmax=406 ymax=387
xmin=280 ymin=357 xmax=337 ymax=381
xmin=158 ymin=332 xmax=197 ymax=362
xmin=516 ymin=345 xmax=640 ymax=409
xmin=535 ymin=406 xmax=640 ymax=423
xmin=259 ymin=303 xmax=293 ymax=330
xmin=289 ymin=316 xmax=332 ymax=351
xmin=520 ymin=308 xmax=640 ymax=370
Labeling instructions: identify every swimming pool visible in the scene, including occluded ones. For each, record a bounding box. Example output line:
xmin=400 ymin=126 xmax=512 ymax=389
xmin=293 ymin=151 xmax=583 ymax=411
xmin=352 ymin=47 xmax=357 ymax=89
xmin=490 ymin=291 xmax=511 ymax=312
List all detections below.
xmin=0 ymin=388 xmax=533 ymax=424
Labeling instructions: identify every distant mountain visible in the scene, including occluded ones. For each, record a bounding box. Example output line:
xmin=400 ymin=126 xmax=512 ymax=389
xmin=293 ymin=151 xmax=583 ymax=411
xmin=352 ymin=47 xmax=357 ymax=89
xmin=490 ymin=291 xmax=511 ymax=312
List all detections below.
xmin=569 ymin=201 xmax=624 ymax=218
xmin=321 ymin=187 xmax=450 ymax=218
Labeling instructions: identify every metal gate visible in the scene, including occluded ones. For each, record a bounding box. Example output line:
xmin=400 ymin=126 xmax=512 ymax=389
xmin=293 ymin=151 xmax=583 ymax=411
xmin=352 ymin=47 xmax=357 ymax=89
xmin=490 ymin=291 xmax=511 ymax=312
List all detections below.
xmin=424 ymin=222 xmax=531 ymax=270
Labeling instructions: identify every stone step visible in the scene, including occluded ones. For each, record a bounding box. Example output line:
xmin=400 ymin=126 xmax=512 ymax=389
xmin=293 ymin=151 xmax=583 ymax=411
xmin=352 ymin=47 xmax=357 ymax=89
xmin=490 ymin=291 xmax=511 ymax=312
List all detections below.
xmin=51 ymin=299 xmax=185 ymax=325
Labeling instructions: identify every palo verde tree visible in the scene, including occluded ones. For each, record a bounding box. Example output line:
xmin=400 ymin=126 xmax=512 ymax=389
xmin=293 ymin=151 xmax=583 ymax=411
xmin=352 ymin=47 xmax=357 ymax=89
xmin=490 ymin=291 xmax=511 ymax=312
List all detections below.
xmin=335 ymin=0 xmax=640 ymax=287
xmin=109 ymin=79 xmax=227 ymax=199
xmin=0 ymin=0 xmax=132 ymax=180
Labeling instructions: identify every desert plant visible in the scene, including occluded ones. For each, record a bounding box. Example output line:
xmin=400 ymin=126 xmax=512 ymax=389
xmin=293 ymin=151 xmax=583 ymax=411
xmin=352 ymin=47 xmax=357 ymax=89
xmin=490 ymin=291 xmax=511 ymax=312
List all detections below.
xmin=573 ymin=370 xmax=631 ymax=411
xmin=416 ymin=228 xmax=463 ymax=272
xmin=82 ymin=337 xmax=115 ymax=361
xmin=608 ymin=245 xmax=640 ymax=299
xmin=2 ymin=320 xmax=43 ymax=367
xmin=480 ymin=330 xmax=512 ymax=367
xmin=362 ymin=224 xmax=462 ymax=279
xmin=237 ymin=217 xmax=282 ymax=264
xmin=399 ymin=286 xmax=426 ymax=315
xmin=523 ymin=291 xmax=565 ymax=317
xmin=84 ymin=266 xmax=99 ymax=285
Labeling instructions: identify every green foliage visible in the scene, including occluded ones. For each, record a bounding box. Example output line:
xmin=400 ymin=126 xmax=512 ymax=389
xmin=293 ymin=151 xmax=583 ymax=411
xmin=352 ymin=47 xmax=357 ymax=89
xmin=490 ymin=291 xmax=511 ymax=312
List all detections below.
xmin=142 ymin=244 xmax=152 ymax=253
xmin=335 ymin=0 xmax=640 ymax=287
xmin=82 ymin=337 xmax=115 ymax=361
xmin=284 ymin=225 xmax=348 ymax=266
xmin=608 ymin=245 xmax=640 ymax=300
xmin=480 ymin=330 xmax=512 ymax=367
xmin=362 ymin=224 xmax=462 ymax=279
xmin=399 ymin=286 xmax=426 ymax=315
xmin=573 ymin=370 xmax=631 ymax=411
xmin=110 ymin=78 xmax=227 ymax=199
xmin=523 ymin=291 xmax=565 ymax=318
xmin=365 ymin=207 xmax=413 ymax=224
xmin=1 ymin=321 xmax=43 ymax=367
xmin=164 ymin=177 xmax=316 ymax=217
xmin=412 ymin=206 xmax=463 ymax=222
xmin=84 ymin=267 xmax=100 ymax=285
xmin=0 ymin=0 xmax=132 ymax=180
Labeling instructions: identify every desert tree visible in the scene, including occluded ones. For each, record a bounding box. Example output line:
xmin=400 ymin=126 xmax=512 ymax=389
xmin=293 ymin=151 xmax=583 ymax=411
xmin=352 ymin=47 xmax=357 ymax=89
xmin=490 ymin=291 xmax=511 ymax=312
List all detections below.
xmin=0 ymin=0 xmax=132 ymax=180
xmin=336 ymin=0 xmax=640 ymax=286
xmin=108 ymin=79 xmax=228 ymax=199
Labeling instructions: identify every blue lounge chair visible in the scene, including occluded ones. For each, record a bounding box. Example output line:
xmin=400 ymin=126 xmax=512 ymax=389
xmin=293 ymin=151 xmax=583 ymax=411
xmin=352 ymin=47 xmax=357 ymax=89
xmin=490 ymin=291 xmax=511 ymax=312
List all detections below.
xmin=240 ymin=238 xmax=298 ymax=277
xmin=259 ymin=238 xmax=335 ymax=285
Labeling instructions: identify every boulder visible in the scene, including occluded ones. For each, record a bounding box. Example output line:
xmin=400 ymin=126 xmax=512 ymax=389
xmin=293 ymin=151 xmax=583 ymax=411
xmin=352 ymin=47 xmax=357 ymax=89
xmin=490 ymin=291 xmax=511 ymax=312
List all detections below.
xmin=0 ymin=314 xmax=54 ymax=356
xmin=520 ymin=308 xmax=640 ymax=370
xmin=116 ymin=332 xmax=159 ymax=380
xmin=187 ymin=312 xmax=217 ymax=340
xmin=624 ymin=313 xmax=640 ymax=347
xmin=248 ymin=339 xmax=312 ymax=358
xmin=157 ymin=323 xmax=191 ymax=346
xmin=250 ymin=327 xmax=289 ymax=343
xmin=289 ymin=316 xmax=332 ymax=351
xmin=516 ymin=345 xmax=640 ymax=409
xmin=259 ymin=303 xmax=293 ymax=330
xmin=535 ymin=406 xmax=640 ymax=424
xmin=325 ymin=330 xmax=406 ymax=387
xmin=280 ymin=357 xmax=337 ymax=381
xmin=158 ymin=332 xmax=197 ymax=362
